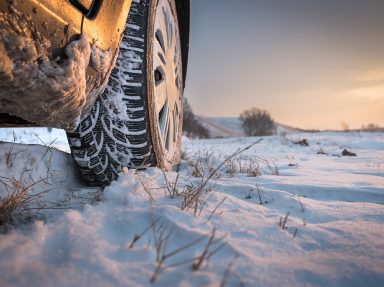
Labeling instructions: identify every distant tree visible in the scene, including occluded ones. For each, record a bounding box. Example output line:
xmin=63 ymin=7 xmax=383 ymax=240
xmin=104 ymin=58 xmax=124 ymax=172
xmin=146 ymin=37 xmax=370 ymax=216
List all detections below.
xmin=182 ymin=98 xmax=210 ymax=138
xmin=239 ymin=107 xmax=275 ymax=136
xmin=361 ymin=123 xmax=381 ymax=132
xmin=341 ymin=122 xmax=349 ymax=132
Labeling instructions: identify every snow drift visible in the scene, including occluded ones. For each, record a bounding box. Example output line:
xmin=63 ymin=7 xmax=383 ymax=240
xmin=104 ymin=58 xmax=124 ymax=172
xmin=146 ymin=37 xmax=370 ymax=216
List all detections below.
xmin=0 ymin=130 xmax=383 ymax=286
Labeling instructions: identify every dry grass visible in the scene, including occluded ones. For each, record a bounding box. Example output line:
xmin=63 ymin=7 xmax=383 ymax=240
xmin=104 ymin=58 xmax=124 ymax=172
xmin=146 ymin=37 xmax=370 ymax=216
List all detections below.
xmin=224 ymin=155 xmax=278 ymax=177
xmin=207 ymin=196 xmax=227 ymax=221
xmin=247 ymin=158 xmax=262 ymax=177
xmin=163 ymin=169 xmax=221 ymax=218
xmin=181 ymin=150 xmax=189 ymax=160
xmin=163 ymin=172 xmax=180 ymax=198
xmin=297 ymin=195 xmax=305 ymax=212
xmin=188 ymin=151 xmax=219 ymax=179
xmin=0 ymin=137 xmax=89 ymax=227
xmin=150 ymin=223 xmax=227 ymax=283
xmin=192 ymin=160 xmax=203 ymax=178
xmin=279 ymin=212 xmax=290 ymax=230
xmin=220 ymin=254 xmax=244 ymax=287
xmin=279 ymin=212 xmax=299 ymax=238
xmin=4 ymin=133 xmax=28 ymax=169
xmin=0 ymin=176 xmax=53 ymax=225
xmin=181 ymin=181 xmax=216 ymax=216
xmin=245 ymin=184 xmax=274 ymax=204
xmin=137 ymin=173 xmax=156 ymax=203
xmin=187 ymin=142 xmax=279 ymax=181
xmin=192 ymin=227 xmax=226 ymax=271
xmin=180 ymin=140 xmax=263 ymax=216
xmin=129 ymin=222 xmax=154 ymax=249
xmin=150 ymin=220 xmax=206 ymax=283
xmin=225 ymin=160 xmax=238 ymax=176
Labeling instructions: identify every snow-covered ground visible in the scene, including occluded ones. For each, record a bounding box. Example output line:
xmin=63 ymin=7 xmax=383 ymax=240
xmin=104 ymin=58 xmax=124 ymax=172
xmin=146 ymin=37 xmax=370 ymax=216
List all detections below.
xmin=0 ymin=128 xmax=70 ymax=153
xmin=0 ymin=130 xmax=383 ymax=287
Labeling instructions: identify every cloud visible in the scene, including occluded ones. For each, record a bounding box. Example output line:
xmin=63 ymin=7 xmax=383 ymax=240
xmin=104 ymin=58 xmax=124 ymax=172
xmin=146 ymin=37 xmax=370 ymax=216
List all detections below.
xmin=357 ymin=69 xmax=384 ymax=82
xmin=344 ymin=85 xmax=384 ymax=101
xmin=338 ymin=69 xmax=384 ymax=101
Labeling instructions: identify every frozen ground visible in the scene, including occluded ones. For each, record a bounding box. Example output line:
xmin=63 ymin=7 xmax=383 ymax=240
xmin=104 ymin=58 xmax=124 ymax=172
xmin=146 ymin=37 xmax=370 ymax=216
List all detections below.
xmin=0 ymin=129 xmax=383 ymax=287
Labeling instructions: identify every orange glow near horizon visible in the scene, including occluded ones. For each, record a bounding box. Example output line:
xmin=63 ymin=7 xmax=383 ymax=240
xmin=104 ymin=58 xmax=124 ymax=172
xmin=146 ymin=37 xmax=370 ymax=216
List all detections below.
xmin=185 ymin=0 xmax=384 ymax=130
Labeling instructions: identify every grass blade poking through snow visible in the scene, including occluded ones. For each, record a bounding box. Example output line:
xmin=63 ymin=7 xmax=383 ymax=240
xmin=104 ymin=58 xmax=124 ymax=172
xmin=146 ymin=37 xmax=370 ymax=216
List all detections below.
xmin=182 ymin=139 xmax=263 ymax=214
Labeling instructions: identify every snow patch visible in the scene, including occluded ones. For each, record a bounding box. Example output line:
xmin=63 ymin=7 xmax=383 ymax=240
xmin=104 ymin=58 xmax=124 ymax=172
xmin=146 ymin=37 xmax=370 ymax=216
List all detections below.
xmin=0 ymin=131 xmax=383 ymax=286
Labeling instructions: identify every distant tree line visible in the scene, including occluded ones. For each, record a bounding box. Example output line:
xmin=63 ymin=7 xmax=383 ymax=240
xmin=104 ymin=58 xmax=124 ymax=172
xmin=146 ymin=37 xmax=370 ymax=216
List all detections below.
xmin=341 ymin=122 xmax=384 ymax=132
xmin=360 ymin=123 xmax=383 ymax=132
xmin=239 ymin=107 xmax=275 ymax=136
xmin=183 ymin=98 xmax=210 ymax=138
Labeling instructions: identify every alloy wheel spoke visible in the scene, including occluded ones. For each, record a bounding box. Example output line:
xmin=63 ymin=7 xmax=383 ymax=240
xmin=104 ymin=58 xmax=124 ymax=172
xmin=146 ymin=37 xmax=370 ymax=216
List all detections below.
xmin=163 ymin=108 xmax=170 ymax=142
xmin=160 ymin=102 xmax=169 ymax=137
xmin=155 ymin=80 xmax=167 ymax=115
xmin=154 ymin=56 xmax=166 ymax=80
xmin=154 ymin=32 xmax=167 ymax=66
xmin=159 ymin=7 xmax=170 ymax=50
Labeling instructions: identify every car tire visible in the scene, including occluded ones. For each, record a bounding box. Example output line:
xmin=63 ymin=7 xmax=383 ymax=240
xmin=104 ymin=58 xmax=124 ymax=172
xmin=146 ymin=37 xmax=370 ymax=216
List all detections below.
xmin=67 ymin=0 xmax=184 ymax=186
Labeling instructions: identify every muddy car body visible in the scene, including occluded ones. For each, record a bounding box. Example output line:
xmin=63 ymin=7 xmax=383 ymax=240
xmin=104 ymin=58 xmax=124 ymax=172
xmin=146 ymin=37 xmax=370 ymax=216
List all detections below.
xmin=0 ymin=0 xmax=189 ymax=130
xmin=0 ymin=0 xmax=190 ymax=185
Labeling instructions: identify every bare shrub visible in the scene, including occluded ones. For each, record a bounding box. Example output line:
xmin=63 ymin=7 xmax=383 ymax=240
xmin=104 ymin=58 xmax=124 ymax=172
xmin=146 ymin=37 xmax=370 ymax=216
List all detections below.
xmin=239 ymin=107 xmax=275 ymax=136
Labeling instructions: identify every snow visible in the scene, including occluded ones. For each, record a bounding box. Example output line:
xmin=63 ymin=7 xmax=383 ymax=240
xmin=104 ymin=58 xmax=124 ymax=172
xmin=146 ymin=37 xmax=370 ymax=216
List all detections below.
xmin=101 ymin=41 xmax=144 ymax=122
xmin=0 ymin=130 xmax=383 ymax=287
xmin=0 ymin=128 xmax=70 ymax=153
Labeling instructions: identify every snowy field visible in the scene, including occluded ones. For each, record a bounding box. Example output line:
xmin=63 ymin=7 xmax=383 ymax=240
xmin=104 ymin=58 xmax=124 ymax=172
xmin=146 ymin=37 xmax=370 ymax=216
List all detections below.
xmin=0 ymin=129 xmax=383 ymax=287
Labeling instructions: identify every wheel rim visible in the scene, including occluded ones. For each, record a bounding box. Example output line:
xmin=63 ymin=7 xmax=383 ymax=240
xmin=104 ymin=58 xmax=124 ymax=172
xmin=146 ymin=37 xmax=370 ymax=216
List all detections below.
xmin=153 ymin=0 xmax=182 ymax=158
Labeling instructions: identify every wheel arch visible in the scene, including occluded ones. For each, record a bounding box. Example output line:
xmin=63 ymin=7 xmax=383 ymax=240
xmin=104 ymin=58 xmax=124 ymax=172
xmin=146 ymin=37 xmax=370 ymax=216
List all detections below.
xmin=175 ymin=0 xmax=190 ymax=88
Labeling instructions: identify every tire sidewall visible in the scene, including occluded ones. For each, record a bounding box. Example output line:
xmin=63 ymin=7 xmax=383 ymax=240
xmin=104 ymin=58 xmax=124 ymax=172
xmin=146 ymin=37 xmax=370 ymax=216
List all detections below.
xmin=147 ymin=0 xmax=183 ymax=170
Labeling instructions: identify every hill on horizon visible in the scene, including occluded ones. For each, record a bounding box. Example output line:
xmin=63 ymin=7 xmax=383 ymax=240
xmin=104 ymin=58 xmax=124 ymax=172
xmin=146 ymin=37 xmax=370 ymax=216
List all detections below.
xmin=196 ymin=116 xmax=301 ymax=138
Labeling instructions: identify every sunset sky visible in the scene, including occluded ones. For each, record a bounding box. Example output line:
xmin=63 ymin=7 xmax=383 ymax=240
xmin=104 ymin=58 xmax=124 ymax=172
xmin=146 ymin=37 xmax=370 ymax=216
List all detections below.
xmin=184 ymin=0 xmax=384 ymax=130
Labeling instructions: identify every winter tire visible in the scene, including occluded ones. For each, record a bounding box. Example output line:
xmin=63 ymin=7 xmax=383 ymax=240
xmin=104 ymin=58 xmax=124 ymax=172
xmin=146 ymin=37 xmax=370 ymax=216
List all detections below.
xmin=67 ymin=0 xmax=184 ymax=186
